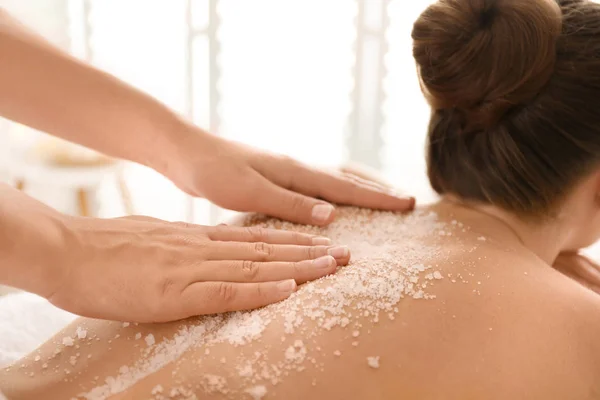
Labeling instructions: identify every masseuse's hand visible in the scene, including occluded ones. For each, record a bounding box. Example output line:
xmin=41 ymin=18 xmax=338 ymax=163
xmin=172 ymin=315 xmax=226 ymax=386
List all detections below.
xmin=163 ymin=129 xmax=415 ymax=226
xmin=47 ymin=215 xmax=350 ymax=323
xmin=552 ymin=251 xmax=600 ymax=294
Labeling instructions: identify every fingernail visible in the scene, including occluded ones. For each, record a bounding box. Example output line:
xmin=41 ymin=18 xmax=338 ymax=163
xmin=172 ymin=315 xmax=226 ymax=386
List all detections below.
xmin=312 ymin=236 xmax=332 ymax=245
xmin=387 ymin=190 xmax=414 ymax=203
xmin=312 ymin=255 xmax=335 ymax=269
xmin=312 ymin=204 xmax=334 ymax=224
xmin=327 ymin=246 xmax=350 ymax=259
xmin=391 ymin=194 xmax=415 ymax=208
xmin=277 ymin=279 xmax=297 ymax=294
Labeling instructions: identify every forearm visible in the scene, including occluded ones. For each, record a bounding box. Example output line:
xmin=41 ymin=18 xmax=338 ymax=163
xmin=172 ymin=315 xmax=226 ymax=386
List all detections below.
xmin=0 ymin=183 xmax=67 ymax=297
xmin=0 ymin=8 xmax=189 ymax=172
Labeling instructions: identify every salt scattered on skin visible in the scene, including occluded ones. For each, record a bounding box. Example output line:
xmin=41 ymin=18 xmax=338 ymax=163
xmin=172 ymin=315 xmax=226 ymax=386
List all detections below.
xmin=367 ymin=356 xmax=380 ymax=369
xmin=33 ymin=355 xmax=40 ymax=362
xmin=477 ymin=236 xmax=486 ymax=241
xmin=81 ymin=208 xmax=450 ymax=400
xmin=62 ymin=337 xmax=74 ymax=347
xmin=134 ymin=333 xmax=142 ymax=340
xmin=122 ymin=322 xmax=130 ymax=328
xmin=333 ymin=350 xmax=341 ymax=356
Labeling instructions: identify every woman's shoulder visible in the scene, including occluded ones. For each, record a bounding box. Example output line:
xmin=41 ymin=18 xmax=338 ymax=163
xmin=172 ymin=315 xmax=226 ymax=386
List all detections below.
xmin=225 ymin=207 xmax=600 ymax=397
xmin=427 ymin=240 xmax=600 ymax=392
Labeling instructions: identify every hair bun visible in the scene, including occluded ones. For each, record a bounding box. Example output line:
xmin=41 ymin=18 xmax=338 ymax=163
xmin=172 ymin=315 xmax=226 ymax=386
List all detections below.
xmin=412 ymin=0 xmax=562 ymax=132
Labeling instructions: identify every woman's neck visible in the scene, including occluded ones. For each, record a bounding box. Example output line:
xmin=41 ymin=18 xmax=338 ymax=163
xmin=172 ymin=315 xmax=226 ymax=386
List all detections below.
xmin=434 ymin=197 xmax=578 ymax=265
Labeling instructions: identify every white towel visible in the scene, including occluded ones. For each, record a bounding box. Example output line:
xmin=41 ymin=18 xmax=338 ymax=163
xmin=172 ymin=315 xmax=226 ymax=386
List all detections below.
xmin=0 ymin=292 xmax=76 ymax=366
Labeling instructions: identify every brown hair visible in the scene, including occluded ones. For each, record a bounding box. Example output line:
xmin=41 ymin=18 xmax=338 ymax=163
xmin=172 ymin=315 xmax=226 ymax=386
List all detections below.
xmin=412 ymin=0 xmax=600 ymax=217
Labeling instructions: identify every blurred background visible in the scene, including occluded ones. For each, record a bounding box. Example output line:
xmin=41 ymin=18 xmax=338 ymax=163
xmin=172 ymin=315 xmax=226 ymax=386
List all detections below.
xmin=0 ymin=0 xmax=443 ymax=224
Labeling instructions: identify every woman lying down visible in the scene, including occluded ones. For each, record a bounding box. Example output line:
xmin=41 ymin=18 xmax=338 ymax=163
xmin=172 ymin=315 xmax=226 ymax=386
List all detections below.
xmin=3 ymin=0 xmax=600 ymax=398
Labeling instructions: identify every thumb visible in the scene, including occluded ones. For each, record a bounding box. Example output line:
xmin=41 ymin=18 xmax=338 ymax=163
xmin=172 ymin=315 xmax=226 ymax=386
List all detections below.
xmin=254 ymin=183 xmax=336 ymax=226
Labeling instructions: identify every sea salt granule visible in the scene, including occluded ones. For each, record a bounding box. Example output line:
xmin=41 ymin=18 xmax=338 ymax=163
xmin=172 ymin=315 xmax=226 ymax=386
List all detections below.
xmin=145 ymin=334 xmax=155 ymax=347
xmin=237 ymin=363 xmax=254 ymax=377
xmin=122 ymin=322 xmax=130 ymax=328
xmin=75 ymin=326 xmax=87 ymax=339
xmin=333 ymin=350 xmax=341 ymax=356
xmin=151 ymin=385 xmax=163 ymax=395
xmin=62 ymin=337 xmax=74 ymax=347
xmin=245 ymin=385 xmax=268 ymax=400
xmin=477 ymin=236 xmax=486 ymax=241
xmin=134 ymin=333 xmax=142 ymax=340
xmin=285 ymin=340 xmax=307 ymax=363
xmin=201 ymin=374 xmax=228 ymax=394
xmin=367 ymin=356 xmax=380 ymax=369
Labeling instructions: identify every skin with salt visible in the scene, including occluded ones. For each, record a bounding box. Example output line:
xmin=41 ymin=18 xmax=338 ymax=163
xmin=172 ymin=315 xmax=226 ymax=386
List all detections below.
xmin=2 ymin=205 xmax=600 ymax=399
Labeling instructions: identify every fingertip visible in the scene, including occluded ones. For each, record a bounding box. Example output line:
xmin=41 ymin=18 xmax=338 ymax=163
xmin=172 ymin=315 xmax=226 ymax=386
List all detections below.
xmin=311 ymin=203 xmax=335 ymax=225
xmin=404 ymin=196 xmax=416 ymax=210
xmin=276 ymin=279 xmax=297 ymax=296
xmin=385 ymin=194 xmax=416 ymax=212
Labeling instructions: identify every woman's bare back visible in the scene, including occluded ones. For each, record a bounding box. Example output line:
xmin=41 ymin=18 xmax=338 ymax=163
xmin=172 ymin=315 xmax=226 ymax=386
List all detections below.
xmin=2 ymin=205 xmax=600 ymax=399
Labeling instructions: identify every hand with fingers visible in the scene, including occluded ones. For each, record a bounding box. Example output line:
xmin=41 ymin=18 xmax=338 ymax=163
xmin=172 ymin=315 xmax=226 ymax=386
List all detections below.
xmin=44 ymin=215 xmax=350 ymax=323
xmin=162 ymin=129 xmax=415 ymax=226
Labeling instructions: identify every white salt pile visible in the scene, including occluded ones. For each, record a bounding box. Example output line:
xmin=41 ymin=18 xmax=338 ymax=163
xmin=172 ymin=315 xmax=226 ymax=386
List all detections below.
xmin=79 ymin=207 xmax=461 ymax=400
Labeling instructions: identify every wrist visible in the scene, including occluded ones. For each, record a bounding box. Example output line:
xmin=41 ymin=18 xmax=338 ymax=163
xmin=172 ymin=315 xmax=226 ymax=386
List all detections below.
xmin=0 ymin=205 xmax=71 ymax=298
xmin=148 ymin=119 xmax=221 ymax=187
xmin=142 ymin=114 xmax=194 ymax=172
